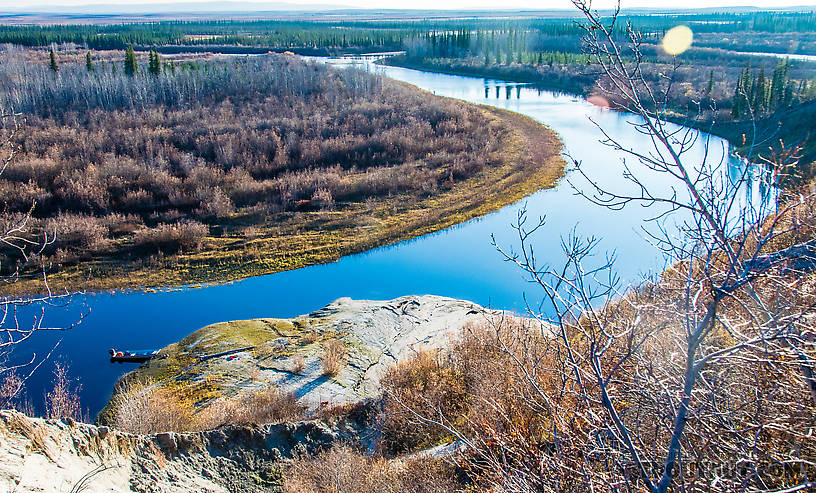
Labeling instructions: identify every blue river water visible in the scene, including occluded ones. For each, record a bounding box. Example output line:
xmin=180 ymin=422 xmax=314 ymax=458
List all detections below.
xmin=9 ymin=58 xmax=756 ymax=418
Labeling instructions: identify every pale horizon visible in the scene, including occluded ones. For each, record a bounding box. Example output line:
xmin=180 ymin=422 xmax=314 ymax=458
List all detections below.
xmin=2 ymin=0 xmax=815 ymax=12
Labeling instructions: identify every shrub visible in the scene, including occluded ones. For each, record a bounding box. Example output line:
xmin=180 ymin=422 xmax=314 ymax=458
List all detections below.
xmin=0 ymin=50 xmax=510 ymax=281
xmin=198 ymin=384 xmax=305 ymax=428
xmin=44 ymin=363 xmax=83 ymax=421
xmin=291 ymin=354 xmax=306 ymax=374
xmin=111 ymin=380 xmax=194 ymax=434
xmin=379 ymin=318 xmax=551 ymax=457
xmin=0 ymin=371 xmax=23 ymax=410
xmin=311 ymin=187 xmax=335 ymax=210
xmin=248 ymin=366 xmax=262 ymax=382
xmin=131 ymin=220 xmax=208 ymax=253
xmin=283 ymin=445 xmax=459 ymax=493
xmin=379 ymin=348 xmax=468 ymax=453
xmin=195 ymin=187 xmax=234 ymax=219
xmin=44 ymin=213 xmax=109 ymax=251
xmin=320 ymin=339 xmax=347 ymax=377
xmin=301 ymin=332 xmax=319 ymax=345
xmin=254 ymin=343 xmax=278 ymax=359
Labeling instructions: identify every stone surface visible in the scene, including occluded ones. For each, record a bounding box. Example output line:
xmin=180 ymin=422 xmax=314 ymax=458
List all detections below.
xmin=0 ymin=406 xmax=368 ymax=492
xmin=115 ymin=295 xmax=507 ymax=413
xmin=1 ymin=296 xmax=534 ymax=492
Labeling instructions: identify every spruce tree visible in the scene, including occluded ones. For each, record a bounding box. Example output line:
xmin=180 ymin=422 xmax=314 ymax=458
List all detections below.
xmin=770 ymin=60 xmax=786 ymax=111
xmin=49 ymin=48 xmax=58 ymax=73
xmin=732 ymin=71 xmax=743 ymax=119
xmin=124 ymin=45 xmax=137 ymax=76
xmin=85 ymin=51 xmax=94 ymax=72
xmin=743 ymin=66 xmax=753 ymax=110
xmin=798 ymin=80 xmax=808 ymax=102
xmin=148 ymin=49 xmax=162 ymax=75
xmin=784 ymin=81 xmax=795 ymax=107
xmin=782 ymin=59 xmax=791 ymax=106
xmin=754 ymin=65 xmax=766 ymax=113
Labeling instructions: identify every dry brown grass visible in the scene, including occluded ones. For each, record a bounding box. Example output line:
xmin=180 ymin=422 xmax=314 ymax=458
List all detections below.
xmin=248 ymin=366 xmax=262 ymax=383
xmin=291 ymin=354 xmax=306 ymax=374
xmin=44 ymin=363 xmax=82 ymax=421
xmin=4 ymin=411 xmax=51 ymax=459
xmin=112 ymin=380 xmax=306 ymax=434
xmin=283 ymin=445 xmax=459 ymax=493
xmin=111 ymin=380 xmax=195 ymax=434
xmin=320 ymin=339 xmax=347 ymax=377
xmin=301 ymin=332 xmax=319 ymax=345
xmin=197 ymin=384 xmax=306 ymax=429
xmin=254 ymin=343 xmax=278 ymax=359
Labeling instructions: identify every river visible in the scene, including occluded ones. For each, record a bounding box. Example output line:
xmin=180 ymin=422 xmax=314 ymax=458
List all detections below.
xmin=9 ymin=56 xmax=763 ymax=418
xmin=739 ymin=51 xmax=816 ymax=63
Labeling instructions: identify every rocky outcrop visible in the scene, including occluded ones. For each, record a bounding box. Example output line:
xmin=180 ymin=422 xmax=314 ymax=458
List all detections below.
xmin=111 ymin=295 xmax=504 ymax=414
xmin=295 ymin=295 xmax=496 ymax=406
xmin=2 ymin=296 xmax=528 ymax=492
xmin=0 ymin=404 xmax=372 ymax=492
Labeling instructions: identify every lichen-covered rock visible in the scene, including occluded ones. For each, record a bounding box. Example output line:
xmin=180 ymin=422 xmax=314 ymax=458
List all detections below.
xmin=109 ymin=295 xmax=507 ymax=415
xmin=1 ymin=296 xmax=529 ymax=492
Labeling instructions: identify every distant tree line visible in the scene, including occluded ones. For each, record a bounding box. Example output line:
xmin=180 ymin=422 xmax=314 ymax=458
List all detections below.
xmin=1 ymin=50 xmax=379 ymax=117
xmin=0 ymin=10 xmax=813 ymax=54
xmin=0 ymin=20 xmax=419 ymax=51
xmin=732 ymin=59 xmax=816 ymax=117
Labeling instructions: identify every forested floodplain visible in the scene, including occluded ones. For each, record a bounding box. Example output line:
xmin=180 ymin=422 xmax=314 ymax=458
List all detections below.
xmin=3 ymin=9 xmax=816 ymax=492
xmin=0 ymin=48 xmax=564 ymax=293
xmin=2 ymin=10 xmax=815 ymax=168
xmin=384 ymin=10 xmax=816 ymax=171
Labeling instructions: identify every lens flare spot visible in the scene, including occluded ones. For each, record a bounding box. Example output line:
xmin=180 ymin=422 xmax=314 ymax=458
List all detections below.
xmin=662 ymin=25 xmax=693 ymax=55
xmin=587 ymin=95 xmax=610 ymax=108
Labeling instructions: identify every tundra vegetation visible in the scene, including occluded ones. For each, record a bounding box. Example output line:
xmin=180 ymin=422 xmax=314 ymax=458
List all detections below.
xmin=363 ymin=4 xmax=816 ymax=492
xmin=0 ymin=47 xmax=563 ymax=293
xmin=1 ymin=9 xmax=813 ymax=169
xmin=2 ymin=5 xmax=816 ymax=493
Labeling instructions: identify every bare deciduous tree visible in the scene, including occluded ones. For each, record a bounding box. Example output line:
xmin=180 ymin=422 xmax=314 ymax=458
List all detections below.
xmin=385 ymin=2 xmax=816 ymax=491
xmin=0 ymin=110 xmax=77 ymax=410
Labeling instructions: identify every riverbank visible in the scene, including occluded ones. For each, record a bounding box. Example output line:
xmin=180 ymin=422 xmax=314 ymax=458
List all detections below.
xmin=7 ymin=103 xmax=564 ymax=295
xmin=385 ymin=56 xmax=816 ymax=175
xmin=97 ymin=295 xmax=508 ymax=426
xmin=0 ymin=407 xmax=372 ymax=492
xmin=384 ymin=56 xmax=594 ymax=97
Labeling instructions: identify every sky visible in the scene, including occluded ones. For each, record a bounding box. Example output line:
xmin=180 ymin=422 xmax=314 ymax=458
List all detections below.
xmin=2 ymin=0 xmax=815 ymax=11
